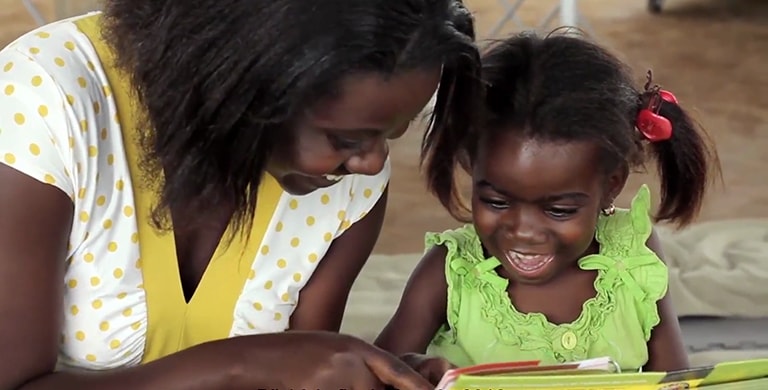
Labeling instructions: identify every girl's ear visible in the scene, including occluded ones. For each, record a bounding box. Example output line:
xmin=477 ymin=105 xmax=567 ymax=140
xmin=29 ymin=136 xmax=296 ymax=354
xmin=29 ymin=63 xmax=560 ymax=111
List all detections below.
xmin=603 ymin=165 xmax=629 ymax=207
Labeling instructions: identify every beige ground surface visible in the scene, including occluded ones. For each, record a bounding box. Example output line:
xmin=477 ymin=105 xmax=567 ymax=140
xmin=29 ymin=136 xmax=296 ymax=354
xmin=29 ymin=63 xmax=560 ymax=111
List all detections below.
xmin=2 ymin=0 xmax=766 ymax=255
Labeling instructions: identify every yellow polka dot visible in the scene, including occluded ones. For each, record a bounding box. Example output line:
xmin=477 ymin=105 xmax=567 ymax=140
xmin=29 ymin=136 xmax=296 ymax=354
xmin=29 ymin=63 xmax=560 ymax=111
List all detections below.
xmin=252 ymin=302 xmax=263 ymax=311
xmin=281 ymin=293 xmax=290 ymax=302
xmin=321 ymin=194 xmax=330 ymax=205
xmin=109 ymin=339 xmax=121 ymax=350
xmin=69 ymin=137 xmax=76 ymax=149
xmin=96 ymin=195 xmax=106 ymax=206
xmin=113 ymin=268 xmax=124 ymax=279
xmin=306 ymin=216 xmax=315 ymax=226
xmin=35 ymin=31 xmax=50 ymax=38
xmin=88 ymin=145 xmax=98 ymax=157
xmin=54 ymin=57 xmax=65 ymax=67
xmin=107 ymin=242 xmax=118 ymax=252
xmin=3 ymin=153 xmax=15 ymax=164
xmin=31 ymin=75 xmax=42 ymax=87
xmin=85 ymin=354 xmax=96 ymax=362
xmin=115 ymin=179 xmax=125 ymax=191
xmin=364 ymin=188 xmax=373 ymax=198
xmin=293 ymin=272 xmax=303 ymax=282
xmin=37 ymin=105 xmax=48 ymax=117
xmin=341 ymin=220 xmax=351 ymax=230
xmin=29 ymin=47 xmax=40 ymax=54
xmin=290 ymin=237 xmax=300 ymax=247
xmin=274 ymin=312 xmax=283 ymax=321
xmin=100 ymin=128 xmax=108 ymax=140
xmin=102 ymin=85 xmax=112 ymax=97
xmin=29 ymin=143 xmax=40 ymax=156
xmin=91 ymin=299 xmax=103 ymax=309
xmin=77 ymin=77 xmax=87 ymax=88
xmin=3 ymin=84 xmax=13 ymax=95
xmin=103 ymin=219 xmax=113 ymax=229
xmin=70 ymin=305 xmax=79 ymax=315
xmin=337 ymin=210 xmax=346 ymax=220
xmin=289 ymin=199 xmax=298 ymax=209
xmin=308 ymin=253 xmax=318 ymax=263
xmin=106 ymin=153 xmax=114 ymax=165
xmin=66 ymin=94 xmax=75 ymax=105
xmin=79 ymin=211 xmax=89 ymax=222
xmin=247 ymin=322 xmax=255 ymax=329
xmin=131 ymin=232 xmax=139 ymax=243
xmin=248 ymin=269 xmax=256 ymax=280
xmin=87 ymin=61 xmax=95 ymax=71
xmin=277 ymin=258 xmax=287 ymax=268
xmin=93 ymin=101 xmax=101 ymax=114
xmin=264 ymin=280 xmax=273 ymax=290
xmin=79 ymin=120 xmax=88 ymax=132
xmin=275 ymin=222 xmax=284 ymax=232
xmin=122 ymin=308 xmax=132 ymax=317
xmin=260 ymin=245 xmax=269 ymax=255
xmin=67 ymin=279 xmax=77 ymax=288
xmin=135 ymin=258 xmax=142 ymax=268
xmin=323 ymin=232 xmax=333 ymax=242
xmin=83 ymin=253 xmax=94 ymax=263
xmin=77 ymin=187 xmax=86 ymax=199
xmin=123 ymin=205 xmax=134 ymax=217
xmin=90 ymin=277 xmax=101 ymax=287
xmin=64 ymin=41 xmax=75 ymax=50
xmin=117 ymin=292 xmax=128 ymax=299
xmin=42 ymin=174 xmax=55 ymax=184
xmin=75 ymin=331 xmax=85 ymax=341
xmin=131 ymin=321 xmax=141 ymax=330
xmin=99 ymin=321 xmax=109 ymax=331
xmin=2 ymin=62 xmax=12 ymax=72
xmin=14 ymin=113 xmax=25 ymax=125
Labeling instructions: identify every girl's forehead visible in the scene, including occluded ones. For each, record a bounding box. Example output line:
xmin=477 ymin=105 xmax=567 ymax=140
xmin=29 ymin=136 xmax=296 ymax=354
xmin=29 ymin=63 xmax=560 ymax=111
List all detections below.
xmin=475 ymin=133 xmax=605 ymax=193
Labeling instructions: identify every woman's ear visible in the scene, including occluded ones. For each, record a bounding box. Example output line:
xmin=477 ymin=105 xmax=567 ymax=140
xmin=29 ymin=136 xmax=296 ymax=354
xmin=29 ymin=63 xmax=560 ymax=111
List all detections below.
xmin=603 ymin=165 xmax=629 ymax=207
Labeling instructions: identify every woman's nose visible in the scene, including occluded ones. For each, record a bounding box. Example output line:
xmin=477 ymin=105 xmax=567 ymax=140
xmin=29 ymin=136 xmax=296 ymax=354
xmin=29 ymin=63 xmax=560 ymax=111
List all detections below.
xmin=343 ymin=138 xmax=389 ymax=176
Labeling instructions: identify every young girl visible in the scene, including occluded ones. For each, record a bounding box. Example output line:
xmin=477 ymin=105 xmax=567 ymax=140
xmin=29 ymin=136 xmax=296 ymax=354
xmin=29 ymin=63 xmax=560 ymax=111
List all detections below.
xmin=375 ymin=32 xmax=719 ymax=384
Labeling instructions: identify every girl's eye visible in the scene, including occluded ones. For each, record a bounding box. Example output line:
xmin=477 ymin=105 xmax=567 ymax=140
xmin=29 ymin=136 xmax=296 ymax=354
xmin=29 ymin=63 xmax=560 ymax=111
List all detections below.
xmin=479 ymin=197 xmax=509 ymax=210
xmin=546 ymin=207 xmax=578 ymax=219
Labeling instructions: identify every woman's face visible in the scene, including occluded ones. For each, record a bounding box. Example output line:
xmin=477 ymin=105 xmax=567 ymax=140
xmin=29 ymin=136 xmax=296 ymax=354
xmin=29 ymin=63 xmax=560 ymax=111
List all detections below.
xmin=268 ymin=68 xmax=441 ymax=195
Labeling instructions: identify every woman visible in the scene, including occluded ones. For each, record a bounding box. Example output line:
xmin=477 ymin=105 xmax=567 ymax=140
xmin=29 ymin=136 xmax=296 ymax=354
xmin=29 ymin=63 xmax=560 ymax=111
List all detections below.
xmin=0 ymin=0 xmax=480 ymax=388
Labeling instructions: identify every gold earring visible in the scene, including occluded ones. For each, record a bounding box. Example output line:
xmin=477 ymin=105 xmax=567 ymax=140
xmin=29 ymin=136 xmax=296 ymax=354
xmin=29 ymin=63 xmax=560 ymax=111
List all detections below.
xmin=601 ymin=204 xmax=616 ymax=216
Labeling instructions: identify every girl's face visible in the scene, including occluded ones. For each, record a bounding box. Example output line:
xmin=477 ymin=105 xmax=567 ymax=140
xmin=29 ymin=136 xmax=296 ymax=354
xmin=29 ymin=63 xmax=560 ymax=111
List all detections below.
xmin=268 ymin=68 xmax=441 ymax=195
xmin=471 ymin=131 xmax=624 ymax=285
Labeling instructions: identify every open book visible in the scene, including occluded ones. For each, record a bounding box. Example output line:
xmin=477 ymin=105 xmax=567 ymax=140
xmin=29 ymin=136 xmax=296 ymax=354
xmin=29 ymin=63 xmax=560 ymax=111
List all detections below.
xmin=436 ymin=356 xmax=768 ymax=389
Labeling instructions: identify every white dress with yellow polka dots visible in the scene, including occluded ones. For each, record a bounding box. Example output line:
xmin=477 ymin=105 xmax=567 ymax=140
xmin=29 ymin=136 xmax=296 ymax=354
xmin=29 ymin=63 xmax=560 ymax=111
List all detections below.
xmin=0 ymin=13 xmax=389 ymax=370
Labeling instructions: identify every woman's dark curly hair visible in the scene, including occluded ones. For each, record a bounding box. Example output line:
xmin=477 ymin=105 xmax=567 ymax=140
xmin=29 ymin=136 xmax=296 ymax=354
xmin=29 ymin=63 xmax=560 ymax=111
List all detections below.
xmin=102 ymin=0 xmax=481 ymax=231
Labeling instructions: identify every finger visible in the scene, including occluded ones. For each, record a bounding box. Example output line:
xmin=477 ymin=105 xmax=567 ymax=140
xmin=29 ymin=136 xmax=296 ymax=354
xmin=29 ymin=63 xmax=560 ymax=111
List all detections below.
xmin=361 ymin=347 xmax=433 ymax=390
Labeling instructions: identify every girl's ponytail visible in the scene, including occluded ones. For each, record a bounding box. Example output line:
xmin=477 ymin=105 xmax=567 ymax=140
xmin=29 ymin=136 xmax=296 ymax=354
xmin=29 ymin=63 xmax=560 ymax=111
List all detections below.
xmin=637 ymin=75 xmax=720 ymax=227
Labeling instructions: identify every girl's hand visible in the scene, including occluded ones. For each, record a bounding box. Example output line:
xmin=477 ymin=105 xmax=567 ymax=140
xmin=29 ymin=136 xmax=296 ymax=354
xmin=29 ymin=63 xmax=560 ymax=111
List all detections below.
xmin=400 ymin=352 xmax=457 ymax=386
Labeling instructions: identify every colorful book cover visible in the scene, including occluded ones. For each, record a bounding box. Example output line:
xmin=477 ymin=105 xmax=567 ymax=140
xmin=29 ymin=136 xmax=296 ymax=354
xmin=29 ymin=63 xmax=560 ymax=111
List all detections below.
xmin=436 ymin=357 xmax=768 ymax=389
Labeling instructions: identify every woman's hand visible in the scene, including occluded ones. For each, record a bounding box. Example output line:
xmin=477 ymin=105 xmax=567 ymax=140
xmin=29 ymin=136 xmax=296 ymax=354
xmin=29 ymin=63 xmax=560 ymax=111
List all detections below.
xmin=259 ymin=332 xmax=434 ymax=390
xmin=399 ymin=352 xmax=456 ymax=386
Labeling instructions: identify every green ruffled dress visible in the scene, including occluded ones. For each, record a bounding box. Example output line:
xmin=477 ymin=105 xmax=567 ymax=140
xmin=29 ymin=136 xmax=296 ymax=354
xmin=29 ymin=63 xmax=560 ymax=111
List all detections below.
xmin=426 ymin=185 xmax=667 ymax=371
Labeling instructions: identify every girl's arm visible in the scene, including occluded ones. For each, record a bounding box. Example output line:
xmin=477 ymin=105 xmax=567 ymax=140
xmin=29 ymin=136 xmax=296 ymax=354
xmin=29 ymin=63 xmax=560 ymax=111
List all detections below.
xmin=643 ymin=228 xmax=690 ymax=372
xmin=374 ymin=245 xmax=450 ymax=355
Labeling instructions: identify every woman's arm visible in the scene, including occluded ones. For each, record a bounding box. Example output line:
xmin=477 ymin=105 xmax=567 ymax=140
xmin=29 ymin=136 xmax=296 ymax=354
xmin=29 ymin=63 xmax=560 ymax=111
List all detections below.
xmin=289 ymin=188 xmax=388 ymax=332
xmin=643 ymin=228 xmax=690 ymax=372
xmin=374 ymin=245 xmax=449 ymax=355
xmin=0 ymin=168 xmax=432 ymax=390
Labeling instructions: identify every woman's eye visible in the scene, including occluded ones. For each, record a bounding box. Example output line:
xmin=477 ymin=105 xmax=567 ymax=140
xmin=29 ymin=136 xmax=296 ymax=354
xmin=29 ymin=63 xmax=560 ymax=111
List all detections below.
xmin=480 ymin=197 xmax=509 ymax=210
xmin=546 ymin=207 xmax=578 ymax=219
xmin=328 ymin=134 xmax=364 ymax=150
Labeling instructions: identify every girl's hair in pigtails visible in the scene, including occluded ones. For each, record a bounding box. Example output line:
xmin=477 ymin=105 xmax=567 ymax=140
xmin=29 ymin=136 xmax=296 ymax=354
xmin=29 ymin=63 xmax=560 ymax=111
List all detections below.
xmin=639 ymin=81 xmax=720 ymax=227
